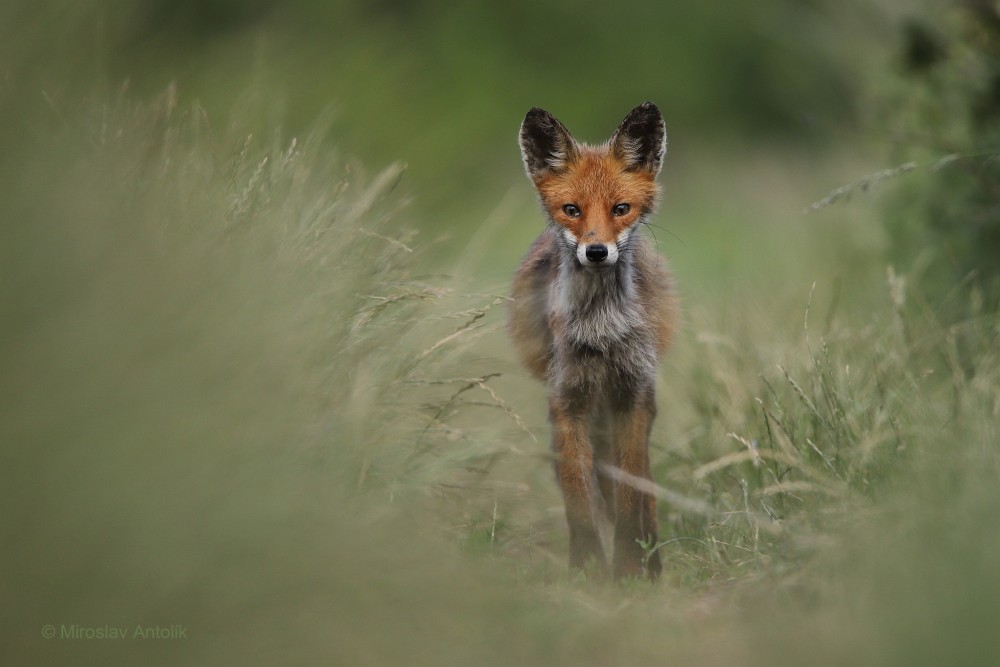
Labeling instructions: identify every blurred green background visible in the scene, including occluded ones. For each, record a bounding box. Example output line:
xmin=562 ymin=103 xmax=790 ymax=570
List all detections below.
xmin=4 ymin=0 xmax=867 ymax=225
xmin=3 ymin=1 xmax=1000 ymax=665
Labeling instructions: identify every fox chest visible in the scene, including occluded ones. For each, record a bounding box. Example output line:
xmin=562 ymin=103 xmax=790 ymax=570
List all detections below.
xmin=547 ymin=280 xmax=657 ymax=394
xmin=549 ymin=267 xmax=647 ymax=346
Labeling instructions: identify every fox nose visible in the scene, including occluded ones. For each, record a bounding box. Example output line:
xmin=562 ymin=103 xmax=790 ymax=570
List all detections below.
xmin=585 ymin=244 xmax=608 ymax=262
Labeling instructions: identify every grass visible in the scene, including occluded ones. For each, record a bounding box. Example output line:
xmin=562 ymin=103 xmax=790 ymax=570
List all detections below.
xmin=3 ymin=88 xmax=1000 ymax=666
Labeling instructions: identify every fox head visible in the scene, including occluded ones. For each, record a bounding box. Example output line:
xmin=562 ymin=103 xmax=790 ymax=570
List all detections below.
xmin=519 ymin=102 xmax=666 ymax=270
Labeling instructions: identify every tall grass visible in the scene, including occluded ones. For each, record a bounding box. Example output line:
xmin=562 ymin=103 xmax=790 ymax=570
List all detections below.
xmin=3 ymin=88 xmax=1000 ymax=666
xmin=0 ymin=88 xmax=528 ymax=665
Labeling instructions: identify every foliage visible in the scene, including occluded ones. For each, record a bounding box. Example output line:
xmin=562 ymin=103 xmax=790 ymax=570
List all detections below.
xmin=874 ymin=2 xmax=1000 ymax=308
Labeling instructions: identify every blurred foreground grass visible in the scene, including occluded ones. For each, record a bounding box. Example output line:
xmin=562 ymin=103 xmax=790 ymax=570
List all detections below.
xmin=2 ymin=88 xmax=1000 ymax=666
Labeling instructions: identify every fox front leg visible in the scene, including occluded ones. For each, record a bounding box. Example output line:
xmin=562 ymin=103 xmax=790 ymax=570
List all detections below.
xmin=550 ymin=398 xmax=608 ymax=578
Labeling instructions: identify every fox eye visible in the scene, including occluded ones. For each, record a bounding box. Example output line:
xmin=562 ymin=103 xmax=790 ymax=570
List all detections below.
xmin=612 ymin=203 xmax=631 ymax=217
xmin=562 ymin=204 xmax=581 ymax=217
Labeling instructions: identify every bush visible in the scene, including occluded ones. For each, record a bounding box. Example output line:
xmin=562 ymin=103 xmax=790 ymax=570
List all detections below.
xmin=875 ymin=2 xmax=1000 ymax=309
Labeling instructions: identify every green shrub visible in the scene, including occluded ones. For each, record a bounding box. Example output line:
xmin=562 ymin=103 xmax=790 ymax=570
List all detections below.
xmin=874 ymin=3 xmax=1000 ymax=309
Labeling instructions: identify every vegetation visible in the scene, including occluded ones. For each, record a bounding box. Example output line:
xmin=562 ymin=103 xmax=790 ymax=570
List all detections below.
xmin=866 ymin=3 xmax=1000 ymax=307
xmin=3 ymin=2 xmax=999 ymax=665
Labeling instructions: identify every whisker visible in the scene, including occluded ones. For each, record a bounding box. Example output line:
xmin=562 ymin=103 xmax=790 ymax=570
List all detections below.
xmin=641 ymin=220 xmax=684 ymax=247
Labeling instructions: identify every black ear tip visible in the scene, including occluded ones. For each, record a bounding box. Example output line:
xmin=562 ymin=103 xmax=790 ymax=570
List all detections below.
xmin=524 ymin=107 xmax=551 ymax=122
xmin=633 ymin=101 xmax=662 ymax=119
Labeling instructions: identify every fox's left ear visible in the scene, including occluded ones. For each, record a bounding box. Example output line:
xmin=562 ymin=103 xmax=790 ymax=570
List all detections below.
xmin=610 ymin=102 xmax=666 ymax=175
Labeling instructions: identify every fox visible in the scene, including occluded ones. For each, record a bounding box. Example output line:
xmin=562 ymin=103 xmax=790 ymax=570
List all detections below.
xmin=508 ymin=102 xmax=677 ymax=581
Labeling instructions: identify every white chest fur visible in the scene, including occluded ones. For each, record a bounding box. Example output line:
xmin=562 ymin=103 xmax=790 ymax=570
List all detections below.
xmin=551 ymin=260 xmax=646 ymax=352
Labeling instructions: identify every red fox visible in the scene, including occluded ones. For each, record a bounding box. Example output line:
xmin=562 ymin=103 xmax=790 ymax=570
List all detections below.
xmin=508 ymin=103 xmax=677 ymax=581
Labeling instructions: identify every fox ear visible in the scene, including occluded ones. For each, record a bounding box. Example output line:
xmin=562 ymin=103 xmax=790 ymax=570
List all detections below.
xmin=610 ymin=102 xmax=666 ymax=175
xmin=519 ymin=108 xmax=578 ymax=180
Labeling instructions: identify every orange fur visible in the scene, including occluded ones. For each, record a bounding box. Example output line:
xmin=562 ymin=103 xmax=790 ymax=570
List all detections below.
xmin=535 ymin=148 xmax=660 ymax=244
